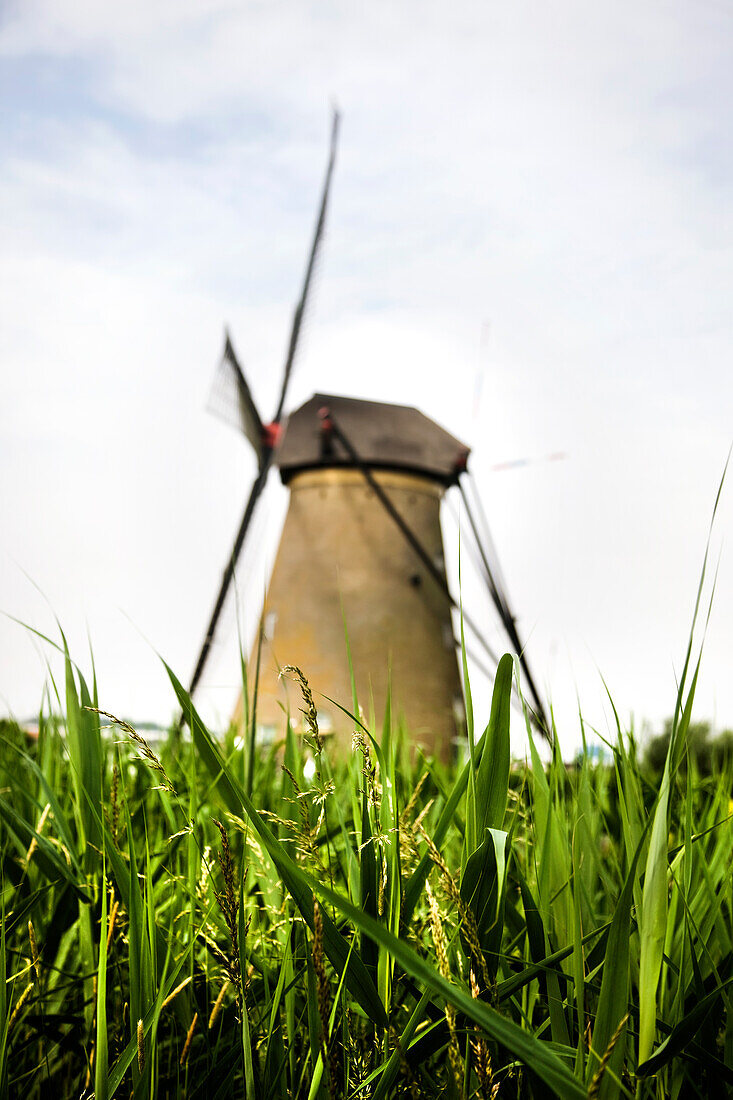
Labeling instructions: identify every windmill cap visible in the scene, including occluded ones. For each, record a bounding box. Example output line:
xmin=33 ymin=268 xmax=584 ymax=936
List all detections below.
xmin=277 ymin=393 xmax=470 ymax=485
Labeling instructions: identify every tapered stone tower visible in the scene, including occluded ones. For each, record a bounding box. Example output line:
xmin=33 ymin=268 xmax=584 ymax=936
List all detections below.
xmin=248 ymin=393 xmax=469 ymax=759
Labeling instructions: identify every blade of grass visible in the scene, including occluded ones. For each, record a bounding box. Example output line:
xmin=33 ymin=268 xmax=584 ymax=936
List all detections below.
xmin=94 ymin=860 xmax=109 ymax=1100
xmin=587 ymin=816 xmax=651 ymax=1097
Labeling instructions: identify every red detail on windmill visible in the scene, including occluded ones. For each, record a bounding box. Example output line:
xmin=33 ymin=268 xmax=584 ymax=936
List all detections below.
xmin=318 ymin=406 xmax=334 ymax=457
xmin=454 ymin=449 xmax=469 ymax=474
xmin=262 ymin=422 xmax=283 ymax=449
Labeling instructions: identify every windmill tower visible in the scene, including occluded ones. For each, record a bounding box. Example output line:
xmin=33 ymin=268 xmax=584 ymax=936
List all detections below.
xmin=249 ymin=393 xmax=469 ymax=757
xmin=187 ymin=111 xmax=550 ymax=755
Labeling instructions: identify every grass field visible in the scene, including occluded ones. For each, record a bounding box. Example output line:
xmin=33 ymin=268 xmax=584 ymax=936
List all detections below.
xmin=2 ymin=618 xmax=732 ymax=1100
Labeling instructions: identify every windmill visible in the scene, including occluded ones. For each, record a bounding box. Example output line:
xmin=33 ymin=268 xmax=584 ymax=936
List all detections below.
xmin=188 ymin=110 xmax=550 ymax=756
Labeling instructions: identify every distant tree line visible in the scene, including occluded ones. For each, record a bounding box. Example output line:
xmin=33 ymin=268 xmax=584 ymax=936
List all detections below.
xmin=644 ymin=718 xmax=733 ymax=775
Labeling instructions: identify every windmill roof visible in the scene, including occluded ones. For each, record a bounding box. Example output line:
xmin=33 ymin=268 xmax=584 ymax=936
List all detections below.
xmin=277 ymin=393 xmax=470 ymax=484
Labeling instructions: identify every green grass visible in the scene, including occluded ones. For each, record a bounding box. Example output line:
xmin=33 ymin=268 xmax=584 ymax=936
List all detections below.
xmin=2 ymin=615 xmax=733 ymax=1100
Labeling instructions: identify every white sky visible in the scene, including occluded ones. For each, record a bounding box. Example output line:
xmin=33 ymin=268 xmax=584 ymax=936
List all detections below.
xmin=1 ymin=0 xmax=732 ymax=753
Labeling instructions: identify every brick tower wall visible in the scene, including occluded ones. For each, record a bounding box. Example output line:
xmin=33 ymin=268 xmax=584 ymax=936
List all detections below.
xmin=242 ymin=467 xmax=464 ymax=761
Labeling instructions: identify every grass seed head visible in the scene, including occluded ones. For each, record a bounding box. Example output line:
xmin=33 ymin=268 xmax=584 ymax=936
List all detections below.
xmin=213 ymin=819 xmax=243 ymax=1001
xmin=419 ymin=824 xmax=490 ymax=993
xmin=162 ymin=975 xmax=192 ymax=1010
xmin=88 ymin=708 xmax=176 ymax=794
xmin=8 ymin=983 xmax=34 ymax=1032
xmin=588 ymin=1013 xmax=629 ymax=1099
xmin=426 ymin=880 xmax=463 ymax=1090
xmin=470 ymin=1011 xmax=497 ymax=1099
xmin=196 ymin=845 xmax=213 ymax=903
xmin=352 ymin=730 xmax=379 ymax=808
xmin=208 ymin=980 xmax=229 ymax=1029
xmin=312 ymin=901 xmax=338 ymax=1095
xmin=109 ymin=761 xmax=120 ymax=844
xmin=25 ymin=802 xmax=51 ymax=866
xmin=280 ymin=666 xmax=323 ymax=755
xmin=402 ymin=770 xmax=428 ymax=821
xmin=180 ymin=1012 xmax=198 ymax=1067
xmin=28 ymin=920 xmax=41 ymax=982
xmin=280 ymin=764 xmax=325 ymax=870
xmin=137 ymin=1018 xmax=145 ymax=1073
xmin=106 ymin=898 xmax=120 ymax=952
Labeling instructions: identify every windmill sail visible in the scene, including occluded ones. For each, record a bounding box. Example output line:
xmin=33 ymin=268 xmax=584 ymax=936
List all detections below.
xmin=187 ymin=109 xmax=340 ymax=702
xmin=458 ymin=474 xmax=550 ymax=735
xmin=274 ymin=109 xmax=340 ymax=423
xmin=207 ymin=332 xmax=264 ymax=464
